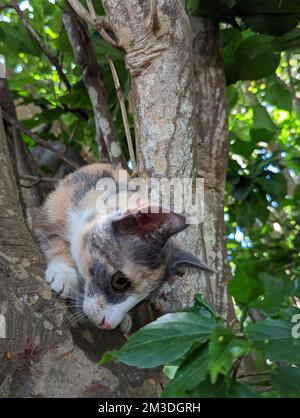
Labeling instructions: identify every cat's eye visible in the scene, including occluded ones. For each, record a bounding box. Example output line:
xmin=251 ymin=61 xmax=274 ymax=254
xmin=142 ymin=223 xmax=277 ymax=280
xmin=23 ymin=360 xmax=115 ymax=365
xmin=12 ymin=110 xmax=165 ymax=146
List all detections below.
xmin=111 ymin=272 xmax=130 ymax=292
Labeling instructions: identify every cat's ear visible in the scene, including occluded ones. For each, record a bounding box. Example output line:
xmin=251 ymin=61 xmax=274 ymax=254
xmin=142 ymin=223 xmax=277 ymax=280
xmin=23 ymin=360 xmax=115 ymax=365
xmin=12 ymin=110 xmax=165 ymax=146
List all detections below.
xmin=112 ymin=206 xmax=187 ymax=245
xmin=170 ymin=247 xmax=215 ymax=277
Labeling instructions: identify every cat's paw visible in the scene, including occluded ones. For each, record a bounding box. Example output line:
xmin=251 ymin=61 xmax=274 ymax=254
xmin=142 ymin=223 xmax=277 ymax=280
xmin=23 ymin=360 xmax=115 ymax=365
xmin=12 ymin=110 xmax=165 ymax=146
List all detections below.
xmin=45 ymin=260 xmax=78 ymax=298
xmin=120 ymin=313 xmax=132 ymax=335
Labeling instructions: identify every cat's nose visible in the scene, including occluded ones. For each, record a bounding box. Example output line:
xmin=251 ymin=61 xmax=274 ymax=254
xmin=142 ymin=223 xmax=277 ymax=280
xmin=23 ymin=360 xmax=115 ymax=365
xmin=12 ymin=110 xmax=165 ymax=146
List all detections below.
xmin=98 ymin=318 xmax=112 ymax=330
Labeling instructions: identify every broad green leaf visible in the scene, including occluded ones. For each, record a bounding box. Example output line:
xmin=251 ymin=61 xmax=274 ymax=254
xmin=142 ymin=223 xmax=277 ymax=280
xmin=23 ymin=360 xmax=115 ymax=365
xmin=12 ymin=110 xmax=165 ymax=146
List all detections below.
xmin=244 ymin=14 xmax=300 ymax=37
xmin=162 ymin=345 xmax=208 ymax=397
xmin=251 ymin=104 xmax=279 ymax=141
xmin=208 ymin=326 xmax=252 ymax=383
xmin=235 ymin=0 xmax=300 ymax=14
xmin=100 ymin=312 xmax=216 ymax=368
xmin=246 ymin=316 xmax=300 ymax=364
xmin=265 ymin=79 xmax=293 ymax=111
xmin=228 ymin=265 xmax=264 ymax=304
xmin=190 ymin=293 xmax=219 ymax=320
xmin=227 ymin=85 xmax=239 ymax=111
xmin=273 ymin=28 xmax=300 ymax=51
xmin=271 ymin=366 xmax=300 ymax=398
xmin=226 ymin=380 xmax=259 ymax=398
xmin=188 ymin=376 xmax=258 ymax=398
xmin=0 ymin=22 xmax=41 ymax=56
xmin=255 ymin=173 xmax=287 ymax=199
xmin=232 ymin=176 xmax=253 ymax=201
xmin=251 ymin=273 xmax=292 ymax=311
xmin=226 ymin=35 xmax=281 ymax=84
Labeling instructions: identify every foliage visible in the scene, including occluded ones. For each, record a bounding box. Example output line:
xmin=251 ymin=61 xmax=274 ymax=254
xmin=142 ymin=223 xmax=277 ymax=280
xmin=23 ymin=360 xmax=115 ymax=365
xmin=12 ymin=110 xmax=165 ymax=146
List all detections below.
xmin=101 ymin=292 xmax=300 ymax=397
xmin=0 ymin=0 xmax=130 ymax=161
xmin=100 ymin=0 xmax=300 ymax=398
xmin=1 ymin=0 xmax=300 ymax=398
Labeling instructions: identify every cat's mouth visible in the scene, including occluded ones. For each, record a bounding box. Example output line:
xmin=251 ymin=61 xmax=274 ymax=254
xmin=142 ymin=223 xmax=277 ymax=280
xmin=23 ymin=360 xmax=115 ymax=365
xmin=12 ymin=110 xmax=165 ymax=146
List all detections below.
xmin=97 ymin=317 xmax=113 ymax=330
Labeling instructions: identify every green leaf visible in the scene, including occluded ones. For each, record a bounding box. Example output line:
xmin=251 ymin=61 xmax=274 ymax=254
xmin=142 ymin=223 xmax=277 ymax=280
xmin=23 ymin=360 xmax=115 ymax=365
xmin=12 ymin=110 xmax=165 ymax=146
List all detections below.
xmin=0 ymin=22 xmax=41 ymax=56
xmin=251 ymin=273 xmax=292 ymax=311
xmin=251 ymin=104 xmax=279 ymax=141
xmin=231 ymin=134 xmax=257 ymax=159
xmin=228 ymin=267 xmax=264 ymax=304
xmin=235 ymin=0 xmax=300 ymax=14
xmin=162 ymin=344 xmax=209 ymax=397
xmin=227 ymin=85 xmax=239 ymax=111
xmin=93 ymin=37 xmax=124 ymax=61
xmin=190 ymin=293 xmax=219 ymax=320
xmin=226 ymin=35 xmax=281 ymax=84
xmin=244 ymin=14 xmax=300 ymax=37
xmin=264 ymin=78 xmax=293 ymax=111
xmin=188 ymin=376 xmax=258 ymax=398
xmin=273 ymin=28 xmax=300 ymax=51
xmin=227 ymin=380 xmax=259 ymax=398
xmin=255 ymin=173 xmax=287 ymax=199
xmin=100 ymin=312 xmax=216 ymax=368
xmin=232 ymin=176 xmax=253 ymax=201
xmin=208 ymin=326 xmax=252 ymax=383
xmin=271 ymin=366 xmax=300 ymax=398
xmin=246 ymin=316 xmax=300 ymax=364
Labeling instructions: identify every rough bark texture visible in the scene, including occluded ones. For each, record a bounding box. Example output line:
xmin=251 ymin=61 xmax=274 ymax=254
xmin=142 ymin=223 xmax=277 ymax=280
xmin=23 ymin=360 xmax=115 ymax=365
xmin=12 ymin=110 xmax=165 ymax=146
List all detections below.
xmin=0 ymin=110 xmax=162 ymax=397
xmin=63 ymin=8 xmax=124 ymax=165
xmin=102 ymin=0 xmax=233 ymax=317
xmin=193 ymin=18 xmax=235 ymax=320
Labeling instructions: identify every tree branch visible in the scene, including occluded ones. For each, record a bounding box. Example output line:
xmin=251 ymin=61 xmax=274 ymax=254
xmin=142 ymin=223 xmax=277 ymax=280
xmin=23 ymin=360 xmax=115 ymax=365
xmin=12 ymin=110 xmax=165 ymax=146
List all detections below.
xmin=107 ymin=55 xmax=137 ymax=174
xmin=63 ymin=8 xmax=125 ymax=166
xmin=10 ymin=0 xmax=71 ymax=91
xmin=67 ymin=0 xmax=123 ymax=50
xmin=19 ymin=174 xmax=59 ymax=187
xmin=2 ymin=110 xmax=80 ymax=170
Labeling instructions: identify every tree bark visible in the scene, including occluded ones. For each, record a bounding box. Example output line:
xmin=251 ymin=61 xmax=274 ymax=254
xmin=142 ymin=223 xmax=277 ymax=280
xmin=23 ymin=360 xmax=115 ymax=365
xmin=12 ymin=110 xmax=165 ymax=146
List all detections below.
xmin=0 ymin=110 xmax=162 ymax=397
xmin=193 ymin=18 xmax=235 ymax=321
xmin=102 ymin=0 xmax=234 ymax=318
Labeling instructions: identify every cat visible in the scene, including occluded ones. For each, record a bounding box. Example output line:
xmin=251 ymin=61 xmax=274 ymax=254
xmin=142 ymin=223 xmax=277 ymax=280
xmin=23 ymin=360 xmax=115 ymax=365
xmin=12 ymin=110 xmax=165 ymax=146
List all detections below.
xmin=33 ymin=163 xmax=212 ymax=332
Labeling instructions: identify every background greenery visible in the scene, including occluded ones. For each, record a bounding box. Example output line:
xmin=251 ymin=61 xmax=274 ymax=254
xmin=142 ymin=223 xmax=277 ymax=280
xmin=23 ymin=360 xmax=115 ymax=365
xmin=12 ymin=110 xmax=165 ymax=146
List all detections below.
xmin=1 ymin=0 xmax=300 ymax=397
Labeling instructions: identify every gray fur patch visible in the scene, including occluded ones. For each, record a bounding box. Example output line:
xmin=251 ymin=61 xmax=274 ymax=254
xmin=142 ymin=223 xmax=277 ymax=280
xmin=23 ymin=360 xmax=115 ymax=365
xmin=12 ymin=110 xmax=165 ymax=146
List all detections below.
xmin=68 ymin=170 xmax=118 ymax=207
xmin=88 ymin=261 xmax=127 ymax=304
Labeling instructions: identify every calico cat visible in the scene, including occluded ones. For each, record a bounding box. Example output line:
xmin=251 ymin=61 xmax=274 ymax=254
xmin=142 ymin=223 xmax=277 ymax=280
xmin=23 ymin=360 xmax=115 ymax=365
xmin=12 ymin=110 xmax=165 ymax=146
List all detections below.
xmin=33 ymin=164 xmax=212 ymax=332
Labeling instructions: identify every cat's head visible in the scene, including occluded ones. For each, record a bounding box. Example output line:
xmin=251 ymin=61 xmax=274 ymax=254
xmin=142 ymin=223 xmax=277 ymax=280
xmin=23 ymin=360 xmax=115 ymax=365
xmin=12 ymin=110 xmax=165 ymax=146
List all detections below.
xmin=73 ymin=206 xmax=212 ymax=330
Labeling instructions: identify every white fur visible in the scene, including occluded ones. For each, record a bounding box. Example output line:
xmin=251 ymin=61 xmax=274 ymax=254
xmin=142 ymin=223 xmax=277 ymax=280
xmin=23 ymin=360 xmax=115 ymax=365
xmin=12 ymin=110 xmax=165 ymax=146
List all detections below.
xmin=69 ymin=208 xmax=94 ymax=275
xmin=45 ymin=260 xmax=78 ymax=298
xmin=83 ymin=294 xmax=141 ymax=329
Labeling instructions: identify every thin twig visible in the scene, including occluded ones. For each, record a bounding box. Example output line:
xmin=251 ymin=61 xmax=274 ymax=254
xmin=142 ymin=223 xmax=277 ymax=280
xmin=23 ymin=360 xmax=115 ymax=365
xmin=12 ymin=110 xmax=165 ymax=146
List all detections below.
xmin=67 ymin=0 xmax=122 ymax=50
xmin=2 ymin=110 xmax=80 ymax=170
xmin=237 ymin=371 xmax=270 ymax=380
xmin=20 ymin=174 xmax=59 ymax=188
xmin=107 ymin=55 xmax=138 ymax=175
xmin=86 ymin=0 xmax=96 ymax=21
xmin=11 ymin=0 xmax=71 ymax=91
xmin=20 ymin=174 xmax=59 ymax=183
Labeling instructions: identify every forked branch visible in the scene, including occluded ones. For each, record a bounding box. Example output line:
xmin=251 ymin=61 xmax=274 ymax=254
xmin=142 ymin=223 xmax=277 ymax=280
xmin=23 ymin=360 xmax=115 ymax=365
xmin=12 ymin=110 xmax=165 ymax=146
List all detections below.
xmin=67 ymin=0 xmax=123 ymax=50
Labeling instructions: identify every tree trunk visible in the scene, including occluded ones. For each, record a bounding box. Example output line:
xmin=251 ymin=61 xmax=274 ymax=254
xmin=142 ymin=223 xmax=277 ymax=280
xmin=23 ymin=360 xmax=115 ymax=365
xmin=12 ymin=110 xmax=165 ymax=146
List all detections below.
xmin=102 ymin=0 xmax=234 ymax=319
xmin=193 ymin=18 xmax=235 ymax=321
xmin=0 ymin=2 xmax=234 ymax=398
